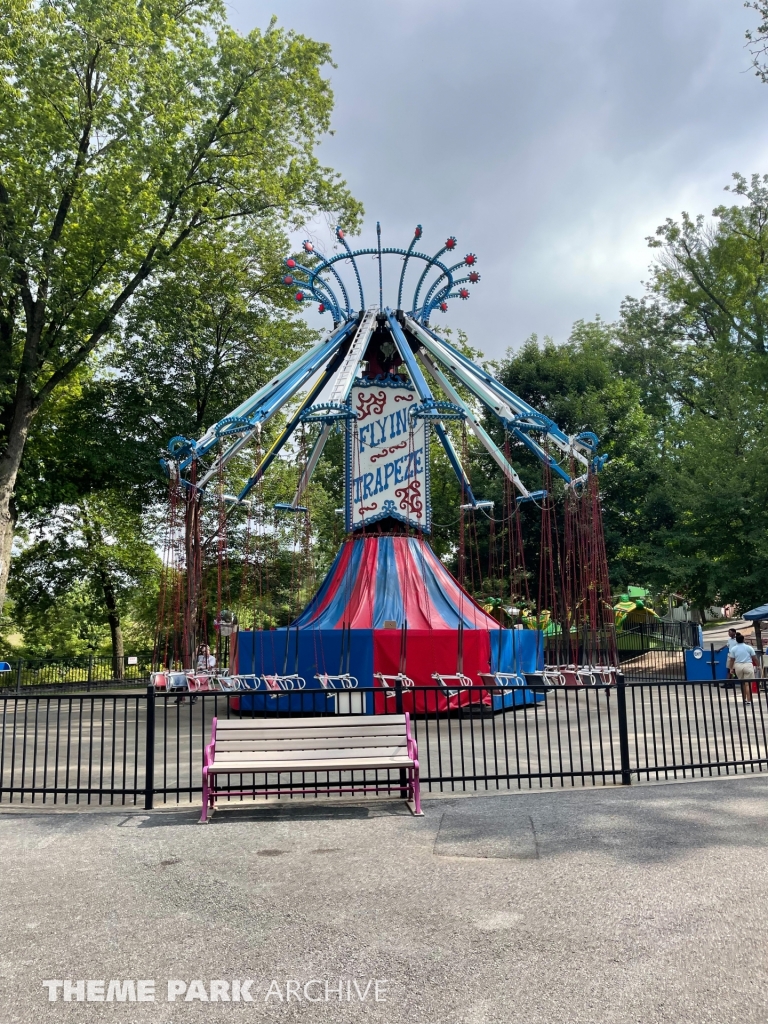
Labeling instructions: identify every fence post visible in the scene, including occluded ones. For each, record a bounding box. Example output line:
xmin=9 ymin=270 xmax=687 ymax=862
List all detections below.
xmin=710 ymin=643 xmax=717 ymax=682
xmin=87 ymin=653 xmax=94 ymax=692
xmin=144 ymin=684 xmax=156 ymax=810
xmin=15 ymin=658 xmax=23 ymax=694
xmin=616 ymin=673 xmax=632 ymax=786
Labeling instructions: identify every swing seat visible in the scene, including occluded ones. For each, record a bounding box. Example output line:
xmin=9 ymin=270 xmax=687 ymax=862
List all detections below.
xmin=374 ymin=673 xmax=415 ymax=698
xmin=493 ymin=672 xmax=526 ymax=687
xmin=432 ymin=672 xmax=473 ymax=696
xmin=262 ymin=674 xmax=306 ymax=691
xmin=316 ymin=674 xmax=364 ymax=713
xmin=150 ymin=671 xmax=168 ymax=690
xmin=580 ymin=665 xmax=617 ymax=687
xmin=480 ymin=672 xmax=544 ymax=712
xmin=217 ymin=676 xmax=244 ymax=692
xmin=166 ymin=671 xmax=192 ymax=693
xmin=315 ymin=673 xmax=359 ymax=690
xmin=598 ymin=666 xmax=618 ymax=686
xmin=236 ymin=675 xmax=262 ymax=691
xmin=433 ymin=672 xmax=491 ymax=713
xmin=522 ymin=671 xmax=559 ymax=691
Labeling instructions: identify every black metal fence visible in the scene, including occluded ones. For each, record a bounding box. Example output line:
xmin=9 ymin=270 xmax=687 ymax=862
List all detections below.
xmin=0 ymin=653 xmax=154 ymax=693
xmin=621 ymin=619 xmax=702 ymax=649
xmin=2 ymin=678 xmax=767 ymax=806
xmin=0 ymin=626 xmax=738 ymax=696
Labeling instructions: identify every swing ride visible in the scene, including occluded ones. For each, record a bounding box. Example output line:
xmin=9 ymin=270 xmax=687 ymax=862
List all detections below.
xmin=154 ymin=223 xmax=618 ymax=714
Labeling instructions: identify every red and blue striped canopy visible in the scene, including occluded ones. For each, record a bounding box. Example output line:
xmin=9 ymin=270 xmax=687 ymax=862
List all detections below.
xmin=292 ymin=536 xmax=500 ymax=630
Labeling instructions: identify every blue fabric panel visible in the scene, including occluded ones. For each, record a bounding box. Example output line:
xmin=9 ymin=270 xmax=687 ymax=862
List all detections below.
xmin=372 ymin=537 xmax=403 ymax=628
xmin=408 ymin=539 xmax=464 ymax=628
xmin=290 ymin=542 xmax=347 ymax=627
xmin=292 ymin=541 xmax=364 ymax=628
xmin=489 ymin=629 xmax=544 ymax=674
xmin=309 ymin=539 xmax=367 ymax=629
xmin=235 ymin=629 xmax=375 ymax=713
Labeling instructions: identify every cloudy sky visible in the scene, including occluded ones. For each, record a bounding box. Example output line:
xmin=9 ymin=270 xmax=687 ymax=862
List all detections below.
xmin=228 ymin=0 xmax=768 ymax=359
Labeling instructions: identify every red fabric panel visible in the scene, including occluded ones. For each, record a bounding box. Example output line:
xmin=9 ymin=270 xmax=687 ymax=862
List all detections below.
xmin=418 ymin=541 xmax=499 ymax=629
xmin=343 ymin=537 xmax=379 ymax=628
xmin=373 ymin=629 xmax=493 ymax=714
xmin=393 ymin=538 xmax=442 ymax=629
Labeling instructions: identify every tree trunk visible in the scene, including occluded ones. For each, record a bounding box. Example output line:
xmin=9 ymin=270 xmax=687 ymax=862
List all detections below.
xmin=79 ymin=504 xmax=125 ymax=679
xmin=0 ymin=395 xmax=36 ymax=611
xmin=101 ymin=575 xmax=125 ymax=680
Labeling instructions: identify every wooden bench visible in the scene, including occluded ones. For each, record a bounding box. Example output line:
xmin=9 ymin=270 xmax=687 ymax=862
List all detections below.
xmin=201 ymin=714 xmax=423 ymax=821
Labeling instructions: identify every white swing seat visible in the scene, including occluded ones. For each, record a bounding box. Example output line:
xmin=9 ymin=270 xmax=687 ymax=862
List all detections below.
xmin=234 ymin=675 xmax=262 ymax=691
xmin=484 ymin=672 xmax=526 ymax=687
xmin=432 ymin=672 xmax=473 ymax=696
xmin=216 ymin=675 xmax=244 ymax=692
xmin=262 ymin=673 xmax=306 ymax=691
xmin=374 ymin=673 xmax=415 ymax=698
xmin=315 ymin=673 xmax=359 ymax=690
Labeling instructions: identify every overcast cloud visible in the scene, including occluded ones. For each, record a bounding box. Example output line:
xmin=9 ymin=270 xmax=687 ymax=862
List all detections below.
xmin=227 ymin=0 xmax=768 ymax=358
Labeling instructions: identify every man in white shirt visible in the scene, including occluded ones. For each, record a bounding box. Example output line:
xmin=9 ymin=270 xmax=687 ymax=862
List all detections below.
xmin=727 ymin=632 xmax=756 ymax=705
xmin=721 ymin=628 xmax=738 ymax=679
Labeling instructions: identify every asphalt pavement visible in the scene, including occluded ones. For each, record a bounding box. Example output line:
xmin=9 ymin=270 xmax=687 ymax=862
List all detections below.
xmin=2 ymin=775 xmax=768 ymax=1023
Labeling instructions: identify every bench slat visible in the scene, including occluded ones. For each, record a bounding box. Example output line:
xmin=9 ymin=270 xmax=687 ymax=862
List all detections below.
xmin=215 ymin=715 xmax=406 ymax=730
xmin=212 ymin=729 xmax=404 ymax=741
xmin=214 ymin=746 xmax=408 ymax=763
xmin=214 ymin=733 xmax=405 ymax=750
xmin=215 ymin=722 xmax=404 ymax=735
xmin=208 ymin=756 xmax=413 ymax=773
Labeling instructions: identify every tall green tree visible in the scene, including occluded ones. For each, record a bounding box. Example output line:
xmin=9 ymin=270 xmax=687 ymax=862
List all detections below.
xmin=9 ymin=494 xmax=159 ymax=662
xmin=0 ymin=0 xmax=361 ymax=609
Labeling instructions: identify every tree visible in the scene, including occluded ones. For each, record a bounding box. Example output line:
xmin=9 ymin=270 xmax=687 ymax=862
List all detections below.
xmin=9 ymin=494 xmax=159 ymax=662
xmin=5 ymin=225 xmax=324 ymax=660
xmin=634 ymin=178 xmax=768 ymax=612
xmin=649 ymin=173 xmax=768 ymax=364
xmin=119 ymin=229 xmax=317 ymax=453
xmin=0 ymin=0 xmax=362 ymax=608
xmin=746 ymin=1 xmax=768 ymax=82
xmin=488 ymin=323 xmax=659 ymax=598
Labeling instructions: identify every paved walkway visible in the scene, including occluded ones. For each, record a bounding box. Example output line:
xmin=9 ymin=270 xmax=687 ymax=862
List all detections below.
xmin=2 ymin=776 xmax=768 ymax=1023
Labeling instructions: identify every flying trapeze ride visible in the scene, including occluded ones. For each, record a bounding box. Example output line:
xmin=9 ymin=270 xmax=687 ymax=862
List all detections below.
xmin=156 ymin=222 xmax=618 ymax=714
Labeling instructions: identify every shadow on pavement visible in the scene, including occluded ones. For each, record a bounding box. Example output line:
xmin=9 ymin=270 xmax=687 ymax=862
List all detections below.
xmin=432 ymin=776 xmax=768 ymax=863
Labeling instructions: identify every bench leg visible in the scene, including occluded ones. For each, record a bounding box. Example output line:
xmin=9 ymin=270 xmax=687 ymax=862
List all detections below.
xmin=408 ymin=765 xmax=424 ymax=816
xmin=200 ymin=774 xmax=210 ymax=823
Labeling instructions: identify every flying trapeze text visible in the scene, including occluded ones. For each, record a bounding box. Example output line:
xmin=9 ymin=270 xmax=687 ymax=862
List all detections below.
xmin=352 ymin=448 xmax=424 ymax=505
xmin=357 ymin=409 xmax=410 ymax=453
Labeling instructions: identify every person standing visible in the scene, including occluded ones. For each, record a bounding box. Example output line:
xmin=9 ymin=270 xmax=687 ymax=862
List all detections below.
xmin=727 ymin=633 xmax=757 ymax=705
xmin=721 ymin=628 xmax=738 ymax=679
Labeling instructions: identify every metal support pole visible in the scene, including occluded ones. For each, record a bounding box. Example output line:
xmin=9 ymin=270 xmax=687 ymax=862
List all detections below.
xmin=395 ymin=678 xmax=408 ymax=798
xmin=15 ymin=658 xmax=22 ymax=694
xmin=616 ymin=674 xmax=632 ymax=786
xmin=755 ymin=620 xmax=765 ymax=683
xmin=144 ymin=684 xmax=156 ymax=810
xmin=87 ymin=654 xmax=94 ymax=692
xmin=710 ymin=643 xmax=717 ymax=682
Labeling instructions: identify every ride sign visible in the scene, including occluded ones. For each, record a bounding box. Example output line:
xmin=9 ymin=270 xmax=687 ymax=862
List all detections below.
xmin=346 ymin=382 xmax=430 ymax=532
